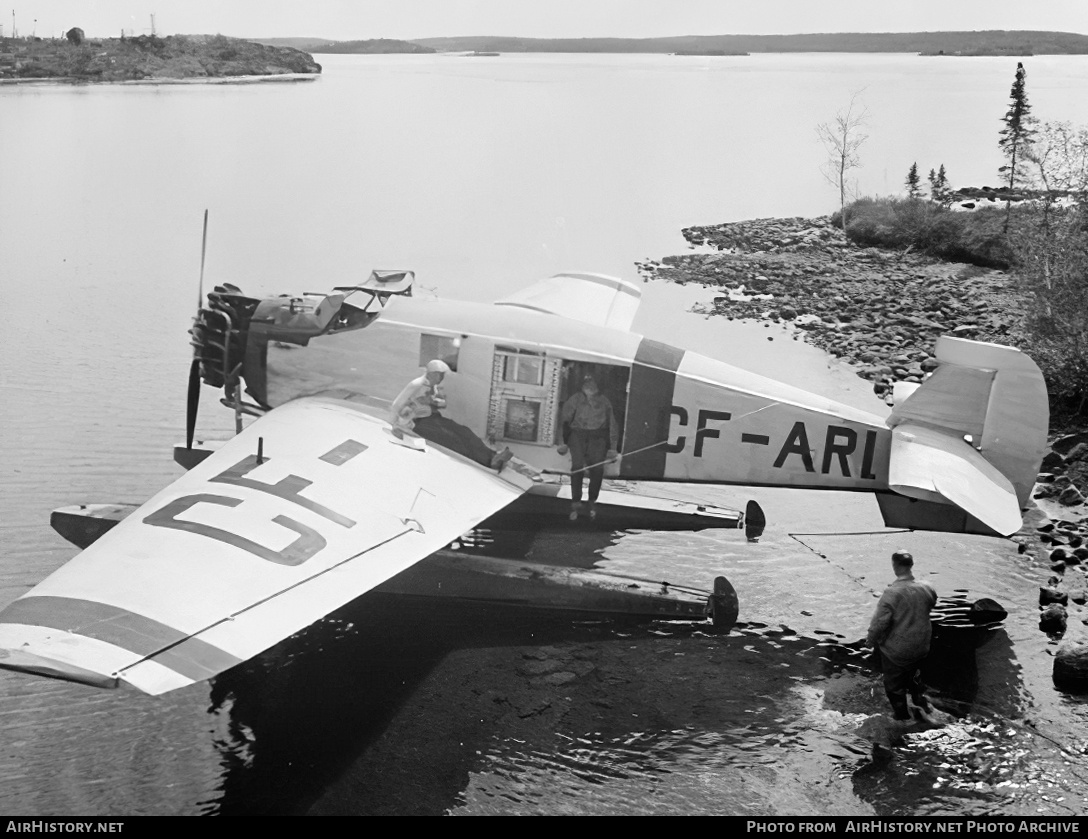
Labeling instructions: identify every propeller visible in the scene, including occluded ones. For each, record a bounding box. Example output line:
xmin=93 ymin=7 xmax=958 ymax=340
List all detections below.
xmin=186 ymin=209 xmax=209 ymax=450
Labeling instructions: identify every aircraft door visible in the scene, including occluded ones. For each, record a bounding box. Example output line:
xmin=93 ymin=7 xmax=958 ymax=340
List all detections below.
xmin=556 ymin=361 xmax=629 ymax=475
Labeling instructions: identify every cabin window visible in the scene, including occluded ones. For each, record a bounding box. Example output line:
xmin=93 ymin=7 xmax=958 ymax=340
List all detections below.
xmin=419 ymin=334 xmax=460 ymax=372
xmin=503 ymin=354 xmax=544 ymax=386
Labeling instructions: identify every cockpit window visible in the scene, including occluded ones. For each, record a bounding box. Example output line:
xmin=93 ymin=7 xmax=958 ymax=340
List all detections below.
xmin=419 ymin=334 xmax=461 ymax=371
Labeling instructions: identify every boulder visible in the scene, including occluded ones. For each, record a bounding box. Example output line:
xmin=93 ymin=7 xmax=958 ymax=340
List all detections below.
xmin=1041 ymin=450 xmax=1067 ymax=471
xmin=1040 ymin=603 xmax=1068 ymax=633
xmin=1053 ymin=642 xmax=1088 ymax=691
xmin=1066 ymin=442 xmax=1088 ymax=463
xmin=1059 ymin=485 xmax=1086 ymax=507
xmin=1035 ymin=483 xmax=1061 ymax=500
xmin=1053 ymin=432 xmax=1088 ymax=456
xmin=66 ymin=27 xmax=84 ymax=45
xmin=1040 ymin=587 xmax=1069 ymax=606
xmin=968 ymin=598 xmax=1008 ymax=624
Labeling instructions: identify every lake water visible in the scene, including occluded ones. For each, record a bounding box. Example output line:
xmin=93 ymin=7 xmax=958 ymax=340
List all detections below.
xmin=1 ymin=52 xmax=1087 ymax=817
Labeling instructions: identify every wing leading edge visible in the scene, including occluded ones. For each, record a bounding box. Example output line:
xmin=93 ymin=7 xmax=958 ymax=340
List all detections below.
xmin=0 ymin=397 xmax=529 ymax=695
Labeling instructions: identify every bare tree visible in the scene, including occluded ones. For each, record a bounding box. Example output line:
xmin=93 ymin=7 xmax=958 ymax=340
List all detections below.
xmin=1026 ymin=121 xmax=1088 ymax=198
xmin=1020 ymin=121 xmax=1088 ymax=318
xmin=817 ymin=92 xmax=869 ymax=230
xmin=1016 ymin=121 xmax=1088 ymax=415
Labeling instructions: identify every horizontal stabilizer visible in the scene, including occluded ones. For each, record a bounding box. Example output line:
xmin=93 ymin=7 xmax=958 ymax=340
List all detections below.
xmin=887 ymin=423 xmax=1023 ymax=536
xmin=889 ymin=336 xmax=1047 ymax=509
xmin=494 ymin=273 xmax=642 ymax=331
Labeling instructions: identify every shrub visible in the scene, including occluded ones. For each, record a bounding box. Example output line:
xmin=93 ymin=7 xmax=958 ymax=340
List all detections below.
xmin=835 ymin=197 xmax=1017 ymax=269
xmin=1024 ymin=339 xmax=1088 ymax=418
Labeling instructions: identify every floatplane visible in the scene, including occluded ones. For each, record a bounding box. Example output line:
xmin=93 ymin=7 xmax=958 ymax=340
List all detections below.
xmin=0 ymin=222 xmax=1048 ymax=695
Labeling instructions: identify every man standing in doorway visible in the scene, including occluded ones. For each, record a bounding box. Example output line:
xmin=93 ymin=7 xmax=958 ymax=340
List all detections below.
xmin=558 ymin=375 xmax=619 ymax=521
xmin=866 ymin=550 xmax=938 ymax=721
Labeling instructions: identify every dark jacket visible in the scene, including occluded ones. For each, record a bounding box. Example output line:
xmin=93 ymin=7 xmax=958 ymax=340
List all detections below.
xmin=866 ymin=574 xmax=938 ymax=665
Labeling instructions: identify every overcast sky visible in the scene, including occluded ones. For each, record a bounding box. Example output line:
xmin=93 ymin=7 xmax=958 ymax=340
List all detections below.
xmin=9 ymin=0 xmax=1088 ymax=40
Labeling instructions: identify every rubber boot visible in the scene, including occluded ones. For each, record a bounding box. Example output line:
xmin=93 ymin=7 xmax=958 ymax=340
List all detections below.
xmin=887 ymin=691 xmax=911 ymax=721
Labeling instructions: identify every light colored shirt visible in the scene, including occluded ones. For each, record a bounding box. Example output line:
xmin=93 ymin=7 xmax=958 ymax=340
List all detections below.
xmin=389 ymin=375 xmax=444 ymax=431
xmin=561 ymin=391 xmax=618 ymax=450
xmin=866 ymin=574 xmax=938 ymax=665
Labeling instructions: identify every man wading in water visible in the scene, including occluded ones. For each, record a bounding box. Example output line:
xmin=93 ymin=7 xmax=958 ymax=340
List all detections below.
xmin=866 ymin=550 xmax=938 ymax=721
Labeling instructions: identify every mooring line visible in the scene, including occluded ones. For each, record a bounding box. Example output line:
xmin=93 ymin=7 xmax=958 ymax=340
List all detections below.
xmin=543 ymin=438 xmax=668 ymax=476
xmin=787 ymin=528 xmax=912 ymax=597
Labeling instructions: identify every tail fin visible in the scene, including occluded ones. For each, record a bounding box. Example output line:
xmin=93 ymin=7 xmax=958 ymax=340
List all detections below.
xmin=877 ymin=336 xmax=1048 ymax=536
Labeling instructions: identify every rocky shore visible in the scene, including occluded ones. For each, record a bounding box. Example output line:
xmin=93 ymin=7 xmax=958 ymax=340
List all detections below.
xmin=640 ymin=215 xmax=1088 ymax=683
xmin=0 ymin=34 xmax=321 ymax=82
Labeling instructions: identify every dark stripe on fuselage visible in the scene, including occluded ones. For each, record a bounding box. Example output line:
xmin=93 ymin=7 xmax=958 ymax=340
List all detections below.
xmin=0 ymin=595 xmax=242 ymax=682
xmin=620 ymin=338 xmax=685 ymax=479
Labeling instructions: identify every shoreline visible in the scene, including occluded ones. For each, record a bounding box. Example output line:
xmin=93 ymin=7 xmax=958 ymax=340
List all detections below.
xmin=0 ymin=72 xmax=319 ymax=86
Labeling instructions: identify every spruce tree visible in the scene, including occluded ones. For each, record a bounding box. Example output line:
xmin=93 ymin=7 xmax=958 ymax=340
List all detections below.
xmin=998 ymin=62 xmax=1036 ymax=192
xmin=905 ymin=162 xmax=921 ymax=198
xmin=927 ymin=165 xmax=950 ymax=204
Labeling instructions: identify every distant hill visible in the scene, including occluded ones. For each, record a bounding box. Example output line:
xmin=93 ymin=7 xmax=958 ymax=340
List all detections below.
xmin=251 ymin=37 xmax=338 ymax=51
xmin=310 ymin=38 xmax=436 ymax=54
xmin=409 ymin=31 xmax=1088 ymax=55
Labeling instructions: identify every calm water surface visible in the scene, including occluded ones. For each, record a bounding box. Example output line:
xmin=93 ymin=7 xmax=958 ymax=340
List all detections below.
xmin=1 ymin=53 xmax=1087 ymax=816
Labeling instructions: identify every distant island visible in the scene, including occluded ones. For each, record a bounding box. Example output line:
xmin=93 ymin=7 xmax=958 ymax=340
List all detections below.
xmin=0 ymin=33 xmax=321 ymax=82
xmin=673 ymin=49 xmax=749 ymax=57
xmin=253 ymin=37 xmax=435 ymax=54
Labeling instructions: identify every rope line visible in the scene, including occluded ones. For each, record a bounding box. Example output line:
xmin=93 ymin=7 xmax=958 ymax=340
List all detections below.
xmin=545 ymin=437 xmax=669 ymax=476
xmin=786 ymin=528 xmax=912 ymax=598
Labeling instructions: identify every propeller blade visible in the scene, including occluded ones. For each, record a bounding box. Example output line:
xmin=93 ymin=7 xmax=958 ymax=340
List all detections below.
xmin=187 ymin=210 xmax=209 ymax=451
xmin=186 ymin=358 xmax=201 ymax=450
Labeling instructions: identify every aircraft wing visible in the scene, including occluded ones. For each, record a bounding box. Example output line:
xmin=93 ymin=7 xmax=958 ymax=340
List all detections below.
xmin=494 ymin=272 xmax=642 ymax=331
xmin=0 ymin=397 xmax=530 ymax=695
